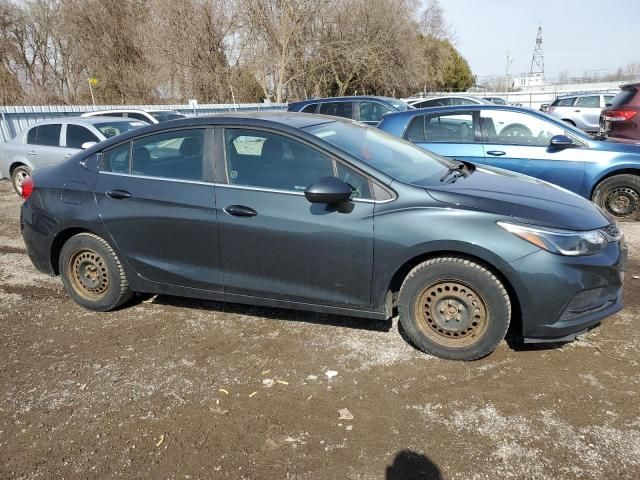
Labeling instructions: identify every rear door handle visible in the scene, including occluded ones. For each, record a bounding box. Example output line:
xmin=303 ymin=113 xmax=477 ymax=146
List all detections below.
xmin=64 ymin=153 xmax=73 ymax=159
xmin=27 ymin=151 xmax=37 ymax=156
xmin=486 ymin=150 xmax=506 ymax=156
xmin=106 ymin=189 xmax=132 ymax=199
xmin=224 ymin=205 xmax=257 ymax=217
xmin=574 ymin=109 xmax=581 ymax=112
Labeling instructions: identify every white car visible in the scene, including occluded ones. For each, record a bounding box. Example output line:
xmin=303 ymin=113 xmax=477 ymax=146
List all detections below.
xmin=0 ymin=117 xmax=146 ymax=195
xmin=81 ymin=109 xmax=186 ymax=124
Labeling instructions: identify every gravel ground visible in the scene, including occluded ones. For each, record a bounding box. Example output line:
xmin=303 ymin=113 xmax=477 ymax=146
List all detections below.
xmin=0 ymin=179 xmax=638 ymax=479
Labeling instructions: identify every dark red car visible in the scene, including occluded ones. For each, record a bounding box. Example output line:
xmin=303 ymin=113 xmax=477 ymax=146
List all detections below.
xmin=599 ymin=82 xmax=640 ymax=141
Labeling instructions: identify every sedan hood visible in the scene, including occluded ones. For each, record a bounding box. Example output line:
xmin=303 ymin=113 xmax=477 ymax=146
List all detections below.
xmin=426 ymin=165 xmax=610 ymax=230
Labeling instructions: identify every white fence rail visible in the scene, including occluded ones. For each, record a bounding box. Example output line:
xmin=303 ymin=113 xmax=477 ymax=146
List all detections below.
xmin=0 ymin=103 xmax=287 ymax=142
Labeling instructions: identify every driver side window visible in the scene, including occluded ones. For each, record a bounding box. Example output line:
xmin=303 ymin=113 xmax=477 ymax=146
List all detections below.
xmin=479 ymin=110 xmax=565 ymax=146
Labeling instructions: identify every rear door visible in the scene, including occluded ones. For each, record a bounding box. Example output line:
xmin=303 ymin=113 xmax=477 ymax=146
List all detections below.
xmin=215 ymin=127 xmax=375 ymax=309
xmin=573 ymin=95 xmax=601 ymax=131
xmin=318 ymin=101 xmax=354 ymax=121
xmin=25 ymin=123 xmax=67 ymax=168
xmin=405 ymin=110 xmax=485 ymax=163
xmin=94 ymin=127 xmax=223 ymax=291
xmin=478 ymin=109 xmax=586 ymax=193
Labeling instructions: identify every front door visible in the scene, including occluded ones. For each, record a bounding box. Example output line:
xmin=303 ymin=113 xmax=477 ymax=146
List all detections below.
xmin=478 ymin=109 xmax=586 ymax=194
xmin=94 ymin=128 xmax=223 ymax=291
xmin=216 ymin=128 xmax=374 ymax=309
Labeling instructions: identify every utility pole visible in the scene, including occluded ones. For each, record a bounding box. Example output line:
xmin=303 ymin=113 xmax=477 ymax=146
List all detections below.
xmin=529 ymin=24 xmax=545 ymax=84
xmin=505 ymin=51 xmax=513 ymax=100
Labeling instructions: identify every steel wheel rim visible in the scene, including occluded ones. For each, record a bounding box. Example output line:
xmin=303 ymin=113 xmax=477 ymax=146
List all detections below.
xmin=604 ymin=187 xmax=639 ymax=217
xmin=67 ymin=249 xmax=109 ymax=300
xmin=415 ymin=280 xmax=489 ymax=348
xmin=13 ymin=170 xmax=29 ymax=194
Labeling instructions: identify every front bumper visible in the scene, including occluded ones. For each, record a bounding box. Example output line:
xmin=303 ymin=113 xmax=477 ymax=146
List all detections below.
xmin=501 ymin=239 xmax=626 ymax=342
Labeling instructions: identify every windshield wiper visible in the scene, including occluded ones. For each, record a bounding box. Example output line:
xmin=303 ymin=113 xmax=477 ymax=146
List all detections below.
xmin=440 ymin=160 xmax=470 ymax=184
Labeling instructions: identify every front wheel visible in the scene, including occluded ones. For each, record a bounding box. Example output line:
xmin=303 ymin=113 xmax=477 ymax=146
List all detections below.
xmin=59 ymin=233 xmax=132 ymax=311
xmin=398 ymin=257 xmax=511 ymax=361
xmin=11 ymin=165 xmax=31 ymax=196
xmin=592 ymin=174 xmax=640 ymax=221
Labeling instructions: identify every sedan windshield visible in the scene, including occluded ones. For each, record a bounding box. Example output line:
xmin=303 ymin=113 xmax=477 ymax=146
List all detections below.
xmin=94 ymin=121 xmax=147 ymax=138
xmin=304 ymin=121 xmax=451 ymax=186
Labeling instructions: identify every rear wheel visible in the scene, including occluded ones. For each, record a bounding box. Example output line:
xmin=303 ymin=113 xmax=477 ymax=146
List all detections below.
xmin=592 ymin=174 xmax=640 ymax=221
xmin=11 ymin=165 xmax=31 ymax=196
xmin=398 ymin=257 xmax=511 ymax=361
xmin=59 ymin=233 xmax=132 ymax=311
xmin=562 ymin=119 xmax=576 ymax=127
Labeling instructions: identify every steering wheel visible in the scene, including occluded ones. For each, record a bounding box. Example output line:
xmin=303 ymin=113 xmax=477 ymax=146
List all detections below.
xmin=499 ymin=123 xmax=532 ymax=139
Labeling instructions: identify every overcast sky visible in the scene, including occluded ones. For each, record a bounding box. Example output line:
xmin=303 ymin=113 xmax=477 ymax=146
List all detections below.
xmin=438 ymin=0 xmax=640 ymax=78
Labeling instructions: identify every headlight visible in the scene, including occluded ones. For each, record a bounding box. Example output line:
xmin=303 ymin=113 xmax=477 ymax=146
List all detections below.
xmin=497 ymin=222 xmax=608 ymax=256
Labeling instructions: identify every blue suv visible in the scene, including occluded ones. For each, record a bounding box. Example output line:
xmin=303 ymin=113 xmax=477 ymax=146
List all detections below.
xmin=378 ymin=105 xmax=640 ymax=220
xmin=288 ymin=96 xmax=411 ymax=126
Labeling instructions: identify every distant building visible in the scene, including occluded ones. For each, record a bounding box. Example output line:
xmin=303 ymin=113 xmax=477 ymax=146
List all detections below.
xmin=512 ymin=73 xmax=545 ymax=88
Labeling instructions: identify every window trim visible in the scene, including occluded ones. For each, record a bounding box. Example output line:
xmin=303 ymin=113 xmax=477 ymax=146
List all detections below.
xmin=219 ymin=125 xmax=392 ymax=202
xmin=98 ymin=126 xmax=215 ymax=182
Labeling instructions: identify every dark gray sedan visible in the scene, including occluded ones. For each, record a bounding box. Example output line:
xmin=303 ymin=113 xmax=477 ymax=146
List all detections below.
xmin=20 ymin=113 xmax=626 ymax=360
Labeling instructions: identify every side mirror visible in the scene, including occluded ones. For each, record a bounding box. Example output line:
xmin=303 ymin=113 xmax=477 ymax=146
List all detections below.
xmin=304 ymin=177 xmax=352 ymax=205
xmin=549 ymin=135 xmax=573 ymax=148
xmin=81 ymin=141 xmax=97 ymax=149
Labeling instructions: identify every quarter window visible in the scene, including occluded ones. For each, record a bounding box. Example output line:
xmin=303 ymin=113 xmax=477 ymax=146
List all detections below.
xmin=479 ymin=110 xmax=564 ymax=146
xmin=100 ymin=143 xmax=130 ymax=174
xmin=26 ymin=124 xmax=62 ymax=146
xmin=554 ymin=97 xmax=576 ymax=107
xmin=131 ymin=129 xmax=205 ymax=180
xmin=66 ymin=125 xmax=99 ymax=149
xmin=225 ymin=128 xmax=371 ymax=198
xmin=358 ymin=102 xmax=392 ymax=123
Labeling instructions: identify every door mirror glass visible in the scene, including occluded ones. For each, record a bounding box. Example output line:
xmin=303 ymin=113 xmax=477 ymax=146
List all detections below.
xmin=304 ymin=177 xmax=352 ymax=204
xmin=81 ymin=141 xmax=97 ymax=149
xmin=549 ymin=135 xmax=573 ymax=148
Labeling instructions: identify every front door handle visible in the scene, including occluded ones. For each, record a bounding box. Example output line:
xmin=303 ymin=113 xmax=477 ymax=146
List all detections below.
xmin=574 ymin=109 xmax=581 ymax=112
xmin=106 ymin=189 xmax=132 ymax=199
xmin=486 ymin=150 xmax=506 ymax=156
xmin=27 ymin=150 xmax=37 ymax=156
xmin=224 ymin=205 xmax=257 ymax=217
xmin=64 ymin=153 xmax=73 ymax=159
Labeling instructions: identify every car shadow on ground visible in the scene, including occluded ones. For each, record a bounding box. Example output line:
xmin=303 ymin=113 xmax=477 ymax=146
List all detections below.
xmin=134 ymin=293 xmax=393 ymax=333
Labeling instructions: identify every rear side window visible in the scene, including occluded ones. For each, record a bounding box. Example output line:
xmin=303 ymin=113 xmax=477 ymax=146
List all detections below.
xmin=575 ymin=96 xmax=599 ymax=108
xmin=424 ymin=112 xmax=475 ymax=143
xmin=100 ymin=143 xmax=130 ymax=174
xmin=608 ymin=88 xmax=637 ymax=108
xmin=359 ymin=102 xmax=393 ymax=123
xmin=405 ymin=116 xmax=426 ymax=142
xmin=26 ymin=124 xmax=62 ymax=146
xmin=413 ymin=98 xmax=449 ymax=108
xmin=301 ymin=103 xmax=318 ymax=113
xmin=319 ymin=102 xmax=353 ymax=119
xmin=604 ymin=95 xmax=615 ymax=106
xmin=553 ymin=97 xmax=576 ymax=107
xmin=66 ymin=125 xmax=99 ymax=149
xmin=127 ymin=112 xmax=151 ymax=122
xmin=131 ymin=129 xmax=204 ymax=181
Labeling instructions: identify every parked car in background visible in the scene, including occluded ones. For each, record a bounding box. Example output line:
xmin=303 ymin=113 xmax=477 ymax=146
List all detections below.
xmin=0 ymin=117 xmax=146 ymax=195
xmin=483 ymin=96 xmax=507 ymax=105
xmin=407 ymin=96 xmax=492 ymax=109
xmin=81 ymin=109 xmax=186 ymax=124
xmin=287 ymin=96 xmax=412 ymax=125
xmin=547 ymin=93 xmax=615 ymax=132
xmin=21 ymin=113 xmax=625 ymax=360
xmin=378 ymin=104 xmax=640 ymax=220
xmin=599 ymin=82 xmax=640 ymax=142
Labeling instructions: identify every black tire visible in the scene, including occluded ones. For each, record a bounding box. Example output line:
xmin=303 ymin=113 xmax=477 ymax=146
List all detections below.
xmin=59 ymin=233 xmax=132 ymax=311
xmin=592 ymin=174 xmax=640 ymax=221
xmin=398 ymin=257 xmax=511 ymax=361
xmin=11 ymin=165 xmax=31 ymax=196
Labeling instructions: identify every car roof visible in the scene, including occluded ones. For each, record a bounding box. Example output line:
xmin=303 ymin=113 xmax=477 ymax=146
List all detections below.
xmin=82 ymin=109 xmax=150 ymax=115
xmin=81 ymin=112 xmax=343 ymax=153
xmin=410 ymin=96 xmax=493 ymax=104
xmin=291 ymin=96 xmax=400 ymax=105
xmin=384 ymin=103 xmax=544 ymax=119
xmin=25 ymin=116 xmax=146 ymax=127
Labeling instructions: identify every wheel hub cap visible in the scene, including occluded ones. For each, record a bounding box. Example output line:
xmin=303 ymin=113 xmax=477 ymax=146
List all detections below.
xmin=606 ymin=187 xmax=639 ymax=217
xmin=416 ymin=281 xmax=488 ymax=346
xmin=69 ymin=250 xmax=109 ymax=297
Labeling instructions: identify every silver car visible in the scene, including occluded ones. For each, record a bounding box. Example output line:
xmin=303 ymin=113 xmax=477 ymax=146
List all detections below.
xmin=547 ymin=93 xmax=615 ymax=132
xmin=407 ymin=96 xmax=493 ymax=108
xmin=0 ymin=117 xmax=146 ymax=195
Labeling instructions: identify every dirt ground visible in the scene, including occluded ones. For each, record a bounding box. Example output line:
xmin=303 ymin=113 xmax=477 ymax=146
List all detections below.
xmin=0 ymin=179 xmax=639 ymax=480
